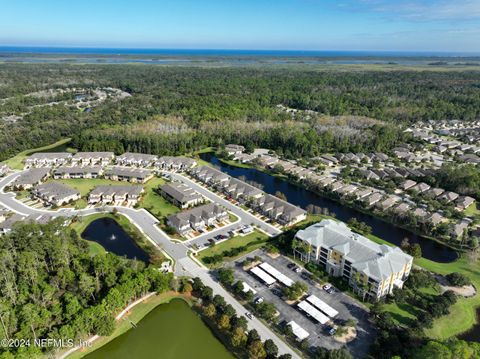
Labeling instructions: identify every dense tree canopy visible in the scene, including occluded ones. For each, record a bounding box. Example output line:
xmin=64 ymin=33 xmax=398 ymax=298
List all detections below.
xmin=0 ymin=219 xmax=172 ymax=358
xmin=2 ymin=63 xmax=480 ymax=160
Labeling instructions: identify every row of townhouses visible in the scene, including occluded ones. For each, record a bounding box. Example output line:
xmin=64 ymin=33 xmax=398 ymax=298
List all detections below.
xmin=25 ymin=151 xmax=197 ymax=171
xmin=167 ymin=203 xmax=228 ymax=235
xmin=88 ymin=185 xmax=144 ymax=205
xmin=32 ymin=182 xmax=81 ymax=206
xmin=190 ymin=166 xmax=306 ymax=226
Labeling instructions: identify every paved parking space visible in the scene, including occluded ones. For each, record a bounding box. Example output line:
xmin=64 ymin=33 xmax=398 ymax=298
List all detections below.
xmin=227 ymin=249 xmax=374 ymax=358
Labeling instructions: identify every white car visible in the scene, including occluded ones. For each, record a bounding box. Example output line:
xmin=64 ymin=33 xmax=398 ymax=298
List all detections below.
xmin=323 ymin=284 xmax=332 ymax=291
xmin=254 ymin=297 xmax=264 ymax=304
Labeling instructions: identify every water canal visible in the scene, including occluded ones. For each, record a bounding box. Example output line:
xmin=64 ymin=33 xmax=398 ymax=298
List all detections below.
xmin=200 ymin=153 xmax=458 ymax=263
xmin=84 ymin=298 xmax=234 ymax=359
xmin=81 ymin=217 xmax=150 ymax=263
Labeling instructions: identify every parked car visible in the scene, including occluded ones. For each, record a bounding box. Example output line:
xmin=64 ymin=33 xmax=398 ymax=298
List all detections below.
xmin=324 ymin=325 xmax=336 ymax=336
xmin=254 ymin=297 xmax=264 ymax=304
xmin=327 ymin=287 xmax=335 ymax=294
xmin=272 ymin=288 xmax=283 ymax=297
xmin=294 ymin=266 xmax=302 ymax=273
xmin=287 ymin=262 xmax=296 ymax=269
xmin=323 ymin=284 xmax=332 ymax=291
xmin=245 ymin=312 xmax=253 ymax=320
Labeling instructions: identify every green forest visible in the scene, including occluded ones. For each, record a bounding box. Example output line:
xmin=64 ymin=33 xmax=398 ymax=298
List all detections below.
xmin=1 ymin=63 xmax=480 ymax=161
xmin=0 ymin=219 xmax=172 ymax=358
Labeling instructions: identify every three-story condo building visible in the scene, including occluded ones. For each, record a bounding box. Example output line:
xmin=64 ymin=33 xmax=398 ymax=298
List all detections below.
xmin=294 ymin=219 xmax=413 ymax=300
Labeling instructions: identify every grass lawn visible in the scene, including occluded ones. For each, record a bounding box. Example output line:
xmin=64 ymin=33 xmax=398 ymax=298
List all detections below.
xmin=139 ymin=177 xmax=180 ymax=218
xmin=197 ymin=230 xmax=270 ymax=267
xmin=67 ymin=293 xmax=192 ymax=359
xmin=464 ymin=203 xmax=480 ymax=218
xmin=383 ymin=301 xmax=419 ymax=326
xmin=413 ymin=255 xmax=480 ymax=339
xmin=2 ymin=138 xmax=73 ymax=170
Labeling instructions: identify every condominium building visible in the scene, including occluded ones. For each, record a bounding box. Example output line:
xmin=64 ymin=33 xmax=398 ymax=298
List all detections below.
xmin=116 ymin=152 xmax=157 ymax=167
xmin=88 ymin=185 xmax=144 ymax=205
xmin=53 ymin=166 xmax=103 ymax=179
xmin=167 ymin=203 xmax=228 ymax=236
xmin=294 ymin=219 xmax=413 ymax=300
xmin=25 ymin=153 xmax=72 ymax=168
xmin=159 ymin=182 xmax=203 ymax=208
xmin=71 ymin=152 xmax=114 ymax=166
xmin=32 ymin=182 xmax=80 ymax=206
xmin=104 ymin=166 xmax=153 ymax=183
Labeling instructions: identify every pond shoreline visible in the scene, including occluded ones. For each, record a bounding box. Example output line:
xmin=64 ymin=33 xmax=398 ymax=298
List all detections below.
xmin=63 ymin=293 xmax=193 ymax=359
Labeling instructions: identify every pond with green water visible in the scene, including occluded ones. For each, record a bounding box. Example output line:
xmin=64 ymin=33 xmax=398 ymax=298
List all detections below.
xmin=84 ymin=299 xmax=234 ymax=359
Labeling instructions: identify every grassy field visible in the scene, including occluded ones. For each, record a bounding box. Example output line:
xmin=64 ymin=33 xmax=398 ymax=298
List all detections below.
xmin=67 ymin=293 xmax=192 ymax=359
xmin=2 ymin=138 xmax=73 ymax=169
xmin=139 ymin=177 xmax=180 ymax=218
xmin=464 ymin=203 xmax=480 ymax=218
xmin=413 ymin=255 xmax=480 ymax=339
xmin=197 ymin=230 xmax=270 ymax=267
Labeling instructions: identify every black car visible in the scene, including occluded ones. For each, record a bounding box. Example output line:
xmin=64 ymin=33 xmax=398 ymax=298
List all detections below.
xmin=287 ymin=262 xmax=296 ymax=269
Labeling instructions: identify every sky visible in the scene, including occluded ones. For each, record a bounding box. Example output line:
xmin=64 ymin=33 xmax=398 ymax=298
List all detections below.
xmin=0 ymin=0 xmax=479 ymax=52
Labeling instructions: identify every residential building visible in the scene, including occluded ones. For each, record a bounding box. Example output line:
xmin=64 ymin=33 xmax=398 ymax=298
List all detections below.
xmin=294 ymin=219 xmax=413 ymax=300
xmin=32 ymin=182 xmax=80 ymax=206
xmin=400 ymin=180 xmax=417 ymax=191
xmin=190 ymin=165 xmax=230 ymax=186
xmin=53 ymin=166 xmax=103 ymax=179
xmin=410 ymin=182 xmax=431 ymax=193
xmin=116 ymin=152 xmax=157 ymax=167
xmin=363 ymin=192 xmax=383 ymax=207
xmin=219 ymin=177 xmax=263 ymax=202
xmin=166 ymin=203 xmax=228 ymax=235
xmin=12 ymin=168 xmax=50 ymax=190
xmin=252 ymin=194 xmax=306 ymax=226
xmin=71 ymin=152 xmax=114 ymax=166
xmin=88 ymin=185 xmax=144 ymax=205
xmin=25 ymin=152 xmax=72 ymax=168
xmin=104 ymin=167 xmax=153 ymax=183
xmin=159 ymin=182 xmax=203 ymax=208
xmin=225 ymin=144 xmax=245 ymax=156
xmin=455 ymin=196 xmax=476 ymax=211
xmin=154 ymin=156 xmax=197 ymax=171
xmin=0 ymin=164 xmax=8 ymax=177
xmin=438 ymin=191 xmax=459 ymax=203
xmin=0 ymin=214 xmax=26 ymax=235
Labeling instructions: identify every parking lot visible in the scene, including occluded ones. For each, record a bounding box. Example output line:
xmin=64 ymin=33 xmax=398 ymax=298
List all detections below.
xmin=227 ymin=249 xmax=374 ymax=358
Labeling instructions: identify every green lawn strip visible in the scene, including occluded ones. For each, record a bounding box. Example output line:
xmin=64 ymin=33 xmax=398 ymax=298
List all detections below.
xmin=197 ymin=230 xmax=270 ymax=267
xmin=67 ymin=293 xmax=193 ymax=359
xmin=2 ymin=138 xmax=72 ymax=170
xmin=139 ymin=177 xmax=180 ymax=218
xmin=217 ymin=157 xmax=253 ymax=169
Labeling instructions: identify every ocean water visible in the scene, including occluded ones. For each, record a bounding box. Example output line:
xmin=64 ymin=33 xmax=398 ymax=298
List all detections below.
xmin=0 ymin=46 xmax=479 ymax=57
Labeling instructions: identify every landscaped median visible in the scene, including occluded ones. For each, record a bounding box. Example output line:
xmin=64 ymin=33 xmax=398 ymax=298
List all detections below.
xmin=197 ymin=230 xmax=271 ymax=268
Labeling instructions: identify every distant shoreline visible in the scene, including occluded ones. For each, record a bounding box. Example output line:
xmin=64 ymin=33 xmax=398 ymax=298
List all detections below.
xmin=0 ymin=46 xmax=479 ymax=58
xmin=1 ymin=47 xmax=480 ymax=66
